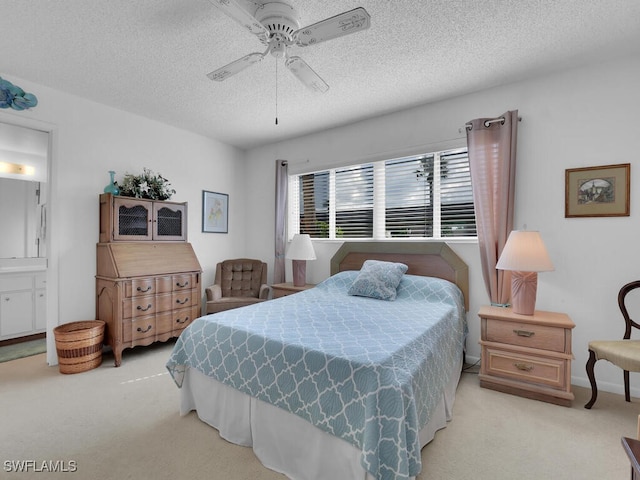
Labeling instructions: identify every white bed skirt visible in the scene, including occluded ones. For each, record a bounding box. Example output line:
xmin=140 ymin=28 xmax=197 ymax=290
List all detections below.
xmin=179 ymin=354 xmax=462 ymax=480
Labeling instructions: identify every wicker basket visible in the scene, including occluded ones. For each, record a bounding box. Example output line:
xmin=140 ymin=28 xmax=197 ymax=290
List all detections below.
xmin=54 ymin=320 xmax=105 ymax=374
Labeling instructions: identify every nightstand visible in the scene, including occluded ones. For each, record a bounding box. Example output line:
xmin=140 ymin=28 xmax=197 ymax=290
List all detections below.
xmin=478 ymin=305 xmax=575 ymax=406
xmin=271 ymin=282 xmax=315 ymax=299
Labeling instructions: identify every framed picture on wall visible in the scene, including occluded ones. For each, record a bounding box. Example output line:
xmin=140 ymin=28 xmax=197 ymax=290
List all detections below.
xmin=565 ymin=163 xmax=630 ymax=217
xmin=202 ymin=190 xmax=229 ymax=233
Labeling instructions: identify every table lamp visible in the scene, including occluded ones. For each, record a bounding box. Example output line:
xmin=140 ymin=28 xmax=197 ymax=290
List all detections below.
xmin=286 ymin=234 xmax=316 ymax=287
xmin=496 ymin=230 xmax=554 ymax=315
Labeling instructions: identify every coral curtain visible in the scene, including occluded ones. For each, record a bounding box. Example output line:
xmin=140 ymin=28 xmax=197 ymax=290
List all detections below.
xmin=466 ymin=110 xmax=519 ymax=306
xmin=274 ymin=160 xmax=288 ymax=284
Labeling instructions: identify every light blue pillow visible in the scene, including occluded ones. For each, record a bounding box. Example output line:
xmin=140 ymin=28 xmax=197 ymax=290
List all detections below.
xmin=347 ymin=260 xmax=409 ymax=301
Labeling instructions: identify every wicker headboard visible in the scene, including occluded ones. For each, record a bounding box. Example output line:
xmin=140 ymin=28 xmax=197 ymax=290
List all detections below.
xmin=330 ymin=241 xmax=469 ymax=311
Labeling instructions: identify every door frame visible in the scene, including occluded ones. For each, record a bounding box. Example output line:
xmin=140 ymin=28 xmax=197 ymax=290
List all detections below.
xmin=0 ymin=111 xmax=58 ymax=365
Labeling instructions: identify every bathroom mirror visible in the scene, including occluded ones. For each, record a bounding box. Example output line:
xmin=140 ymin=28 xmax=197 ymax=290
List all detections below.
xmin=0 ymin=122 xmax=49 ymax=259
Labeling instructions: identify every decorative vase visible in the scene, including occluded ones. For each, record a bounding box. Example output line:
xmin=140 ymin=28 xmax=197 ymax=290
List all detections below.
xmin=104 ymin=170 xmax=119 ymax=195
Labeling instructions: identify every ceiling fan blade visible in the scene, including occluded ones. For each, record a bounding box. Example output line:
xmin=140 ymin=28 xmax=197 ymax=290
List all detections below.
xmin=206 ymin=0 xmax=269 ymax=44
xmin=294 ymin=7 xmax=370 ymax=47
xmin=207 ymin=52 xmax=265 ymax=81
xmin=285 ymin=56 xmax=329 ymax=93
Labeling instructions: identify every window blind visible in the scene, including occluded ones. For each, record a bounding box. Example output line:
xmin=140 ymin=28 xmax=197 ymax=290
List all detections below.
xmin=291 ymin=147 xmax=475 ymax=240
xmin=385 ymin=155 xmax=434 ymax=238
xmin=335 ymin=164 xmax=373 ymax=238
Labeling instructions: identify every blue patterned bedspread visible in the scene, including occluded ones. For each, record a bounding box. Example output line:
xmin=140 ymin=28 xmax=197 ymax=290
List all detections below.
xmin=166 ymin=271 xmax=467 ymax=480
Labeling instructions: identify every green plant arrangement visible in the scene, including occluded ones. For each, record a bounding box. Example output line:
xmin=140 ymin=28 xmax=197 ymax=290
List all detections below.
xmin=117 ymin=168 xmax=176 ymax=200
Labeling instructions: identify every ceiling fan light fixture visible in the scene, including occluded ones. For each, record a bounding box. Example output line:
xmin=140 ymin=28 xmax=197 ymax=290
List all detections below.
xmin=269 ymin=34 xmax=288 ymax=58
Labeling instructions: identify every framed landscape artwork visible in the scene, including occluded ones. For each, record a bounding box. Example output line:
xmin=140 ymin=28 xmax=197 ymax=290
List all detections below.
xmin=202 ymin=190 xmax=228 ymax=233
xmin=565 ymin=163 xmax=630 ymax=218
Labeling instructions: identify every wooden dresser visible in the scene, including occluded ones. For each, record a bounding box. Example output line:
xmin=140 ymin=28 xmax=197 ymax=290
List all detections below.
xmin=478 ymin=305 xmax=575 ymax=406
xmin=96 ymin=243 xmax=201 ymax=366
xmin=96 ymin=195 xmax=201 ymax=366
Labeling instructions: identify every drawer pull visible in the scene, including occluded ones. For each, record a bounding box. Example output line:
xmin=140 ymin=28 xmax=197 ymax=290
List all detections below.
xmin=176 ymin=298 xmax=189 ymax=305
xmin=176 ymin=316 xmax=189 ymax=324
xmin=136 ymin=325 xmax=152 ymax=333
xmin=137 ymin=303 xmax=152 ymax=311
xmin=514 ymin=362 xmax=534 ymax=372
xmin=176 ymin=281 xmax=189 ymax=288
xmin=136 ymin=285 xmax=152 ymax=293
xmin=513 ymin=329 xmax=535 ymax=337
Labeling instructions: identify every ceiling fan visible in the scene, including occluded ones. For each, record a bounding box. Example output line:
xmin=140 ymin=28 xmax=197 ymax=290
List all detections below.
xmin=205 ymin=0 xmax=371 ymax=93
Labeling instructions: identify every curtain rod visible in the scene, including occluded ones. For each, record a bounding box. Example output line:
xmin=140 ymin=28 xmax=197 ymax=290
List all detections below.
xmin=459 ymin=115 xmax=522 ymax=134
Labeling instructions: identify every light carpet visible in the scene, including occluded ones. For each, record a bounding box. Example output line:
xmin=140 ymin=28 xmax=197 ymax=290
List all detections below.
xmin=0 ymin=341 xmax=637 ymax=480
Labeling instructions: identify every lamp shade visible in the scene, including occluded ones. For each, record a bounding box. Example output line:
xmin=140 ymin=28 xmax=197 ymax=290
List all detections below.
xmin=496 ymin=230 xmax=554 ymax=272
xmin=285 ymin=234 xmax=317 ymax=261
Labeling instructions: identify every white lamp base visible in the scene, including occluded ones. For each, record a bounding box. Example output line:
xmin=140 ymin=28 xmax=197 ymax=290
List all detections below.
xmin=292 ymin=260 xmax=307 ymax=287
xmin=510 ymin=271 xmax=538 ymax=315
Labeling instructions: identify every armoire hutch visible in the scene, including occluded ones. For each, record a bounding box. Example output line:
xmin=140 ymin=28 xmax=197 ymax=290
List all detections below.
xmin=96 ymin=193 xmax=201 ymax=366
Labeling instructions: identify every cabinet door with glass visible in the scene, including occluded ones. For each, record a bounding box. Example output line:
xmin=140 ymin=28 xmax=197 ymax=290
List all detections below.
xmin=152 ymin=201 xmax=187 ymax=241
xmin=100 ymin=194 xmax=187 ymax=242
xmin=112 ymin=196 xmax=154 ymax=241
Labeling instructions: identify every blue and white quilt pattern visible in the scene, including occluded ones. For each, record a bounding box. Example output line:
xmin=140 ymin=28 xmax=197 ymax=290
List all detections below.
xmin=166 ymin=271 xmax=467 ymax=480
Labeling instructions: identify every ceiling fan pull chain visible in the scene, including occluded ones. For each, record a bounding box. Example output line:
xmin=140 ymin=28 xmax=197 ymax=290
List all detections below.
xmin=275 ymin=59 xmax=279 ymax=126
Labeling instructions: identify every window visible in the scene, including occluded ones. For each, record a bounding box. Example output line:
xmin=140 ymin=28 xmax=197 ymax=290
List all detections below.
xmin=289 ymin=147 xmax=476 ymax=240
xmin=336 ymin=164 xmax=374 ymax=238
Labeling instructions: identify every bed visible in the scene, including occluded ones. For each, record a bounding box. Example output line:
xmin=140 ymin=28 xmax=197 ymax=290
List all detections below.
xmin=166 ymin=242 xmax=469 ymax=480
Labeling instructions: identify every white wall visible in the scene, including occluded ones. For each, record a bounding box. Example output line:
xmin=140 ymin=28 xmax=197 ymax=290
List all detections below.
xmin=0 ymin=74 xmax=248 ymax=365
xmin=244 ymin=54 xmax=640 ymax=398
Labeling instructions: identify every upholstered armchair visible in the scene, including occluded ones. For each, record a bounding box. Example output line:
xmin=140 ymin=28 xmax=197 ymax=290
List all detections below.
xmin=205 ymin=258 xmax=270 ymax=314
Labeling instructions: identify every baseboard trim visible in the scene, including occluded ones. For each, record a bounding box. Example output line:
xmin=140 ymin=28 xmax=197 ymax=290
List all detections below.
xmin=0 ymin=332 xmax=46 ymax=347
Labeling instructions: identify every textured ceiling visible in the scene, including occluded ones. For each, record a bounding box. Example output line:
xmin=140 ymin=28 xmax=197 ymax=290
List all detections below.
xmin=2 ymin=0 xmax=640 ymax=150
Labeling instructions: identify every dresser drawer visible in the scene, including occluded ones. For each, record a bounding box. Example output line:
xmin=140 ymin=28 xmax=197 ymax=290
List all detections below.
xmin=124 ymin=315 xmax=156 ymax=343
xmin=485 ymin=318 xmax=566 ymax=353
xmin=127 ymin=278 xmax=155 ymax=297
xmin=173 ymin=274 xmax=197 ymax=291
xmin=172 ymin=290 xmax=195 ymax=309
xmin=123 ymin=293 xmax=173 ymax=319
xmin=126 ymin=276 xmax=172 ymax=297
xmin=483 ymin=346 xmax=566 ymax=389
xmin=156 ymin=306 xmax=197 ymax=335
xmin=173 ymin=305 xmax=198 ymax=331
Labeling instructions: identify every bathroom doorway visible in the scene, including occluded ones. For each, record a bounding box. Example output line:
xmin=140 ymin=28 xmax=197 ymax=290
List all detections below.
xmin=0 ymin=121 xmax=49 ymax=354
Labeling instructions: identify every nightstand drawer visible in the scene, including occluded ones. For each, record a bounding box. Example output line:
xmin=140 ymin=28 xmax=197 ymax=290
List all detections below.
xmin=274 ymin=289 xmax=297 ymax=298
xmin=485 ymin=318 xmax=566 ymax=353
xmin=271 ymin=283 xmax=315 ymax=299
xmin=484 ymin=346 xmax=566 ymax=389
